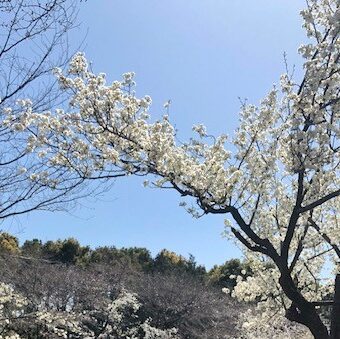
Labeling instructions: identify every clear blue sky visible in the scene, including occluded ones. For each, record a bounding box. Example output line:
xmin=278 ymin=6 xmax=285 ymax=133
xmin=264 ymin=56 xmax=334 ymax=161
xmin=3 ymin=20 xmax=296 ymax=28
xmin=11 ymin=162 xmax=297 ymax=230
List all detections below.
xmin=4 ymin=0 xmax=307 ymax=269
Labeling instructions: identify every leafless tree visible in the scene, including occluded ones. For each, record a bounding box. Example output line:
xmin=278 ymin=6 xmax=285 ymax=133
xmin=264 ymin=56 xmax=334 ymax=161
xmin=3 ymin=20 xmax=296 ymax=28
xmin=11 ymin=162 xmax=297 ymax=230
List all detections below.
xmin=129 ymin=272 xmax=245 ymax=338
xmin=0 ymin=0 xmax=108 ymax=220
xmin=0 ymin=253 xmax=248 ymax=338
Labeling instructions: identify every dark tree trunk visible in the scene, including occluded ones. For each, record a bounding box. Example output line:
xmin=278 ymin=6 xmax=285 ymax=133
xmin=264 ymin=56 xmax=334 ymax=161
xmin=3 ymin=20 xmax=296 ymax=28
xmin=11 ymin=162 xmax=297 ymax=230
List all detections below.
xmin=279 ymin=270 xmax=330 ymax=339
xmin=330 ymin=274 xmax=340 ymax=339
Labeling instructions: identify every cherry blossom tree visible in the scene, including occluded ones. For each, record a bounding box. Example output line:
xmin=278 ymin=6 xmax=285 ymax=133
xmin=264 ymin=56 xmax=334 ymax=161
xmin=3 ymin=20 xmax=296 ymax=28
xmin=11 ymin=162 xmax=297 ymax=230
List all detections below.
xmin=10 ymin=0 xmax=339 ymax=338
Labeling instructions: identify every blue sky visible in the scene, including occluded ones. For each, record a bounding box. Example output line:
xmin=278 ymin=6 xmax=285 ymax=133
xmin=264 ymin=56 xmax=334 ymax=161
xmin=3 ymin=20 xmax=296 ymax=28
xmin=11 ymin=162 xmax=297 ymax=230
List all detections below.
xmin=4 ymin=0 xmax=307 ymax=269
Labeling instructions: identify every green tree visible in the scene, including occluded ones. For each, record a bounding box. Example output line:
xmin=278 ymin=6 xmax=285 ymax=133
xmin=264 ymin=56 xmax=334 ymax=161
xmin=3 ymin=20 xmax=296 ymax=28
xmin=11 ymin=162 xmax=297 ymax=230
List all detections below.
xmin=21 ymin=239 xmax=43 ymax=257
xmin=0 ymin=232 xmax=19 ymax=254
xmin=208 ymin=259 xmax=251 ymax=291
xmin=153 ymin=250 xmax=205 ymax=278
xmin=42 ymin=240 xmax=63 ymax=260
xmin=186 ymin=254 xmax=206 ymax=277
xmin=89 ymin=246 xmax=120 ymax=264
xmin=58 ymin=238 xmax=90 ymax=264
xmin=120 ymin=247 xmax=153 ymax=271
xmin=153 ymin=249 xmax=187 ymax=273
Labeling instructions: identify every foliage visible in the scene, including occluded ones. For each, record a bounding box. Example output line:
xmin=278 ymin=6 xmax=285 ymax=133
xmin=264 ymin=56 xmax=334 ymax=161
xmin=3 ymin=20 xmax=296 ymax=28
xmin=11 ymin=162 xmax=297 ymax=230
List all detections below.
xmin=153 ymin=250 xmax=206 ymax=277
xmin=208 ymin=259 xmax=252 ymax=291
xmin=21 ymin=239 xmax=43 ymax=257
xmin=0 ymin=232 xmax=20 ymax=254
xmin=9 ymin=234 xmax=208 ymax=276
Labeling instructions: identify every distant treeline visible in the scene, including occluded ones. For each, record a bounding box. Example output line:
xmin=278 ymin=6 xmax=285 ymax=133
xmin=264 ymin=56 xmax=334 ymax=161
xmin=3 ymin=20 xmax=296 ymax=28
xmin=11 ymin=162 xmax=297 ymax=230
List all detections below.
xmin=0 ymin=231 xmax=251 ymax=290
